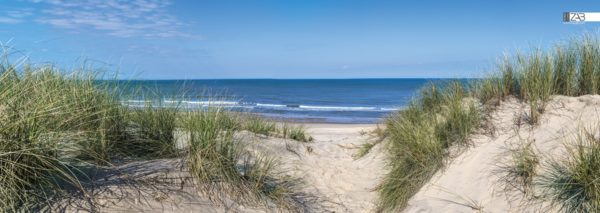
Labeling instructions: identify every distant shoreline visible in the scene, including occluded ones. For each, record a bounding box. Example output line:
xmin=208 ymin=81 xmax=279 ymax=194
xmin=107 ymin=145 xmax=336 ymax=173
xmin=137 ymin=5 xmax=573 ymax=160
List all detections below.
xmin=113 ymin=78 xmax=422 ymax=124
xmin=99 ymin=77 xmax=478 ymax=81
xmin=265 ymin=116 xmax=384 ymax=124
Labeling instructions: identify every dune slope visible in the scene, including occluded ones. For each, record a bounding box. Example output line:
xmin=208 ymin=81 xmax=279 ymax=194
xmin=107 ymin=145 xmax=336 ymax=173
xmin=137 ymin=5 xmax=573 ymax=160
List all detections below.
xmin=59 ymin=124 xmax=384 ymax=212
xmin=405 ymin=95 xmax=600 ymax=212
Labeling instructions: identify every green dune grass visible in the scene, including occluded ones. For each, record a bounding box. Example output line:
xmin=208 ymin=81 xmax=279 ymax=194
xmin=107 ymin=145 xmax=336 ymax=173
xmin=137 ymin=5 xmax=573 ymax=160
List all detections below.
xmin=0 ymin=56 xmax=306 ymax=211
xmin=4 ymin=32 xmax=600 ymax=212
xmin=537 ymin=128 xmax=600 ymax=212
xmin=378 ymin=33 xmax=600 ymax=211
xmin=378 ymin=82 xmax=480 ymax=211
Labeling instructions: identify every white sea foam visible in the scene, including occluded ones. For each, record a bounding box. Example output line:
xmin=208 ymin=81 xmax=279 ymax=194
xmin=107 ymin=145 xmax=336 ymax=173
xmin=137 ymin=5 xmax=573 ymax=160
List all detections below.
xmin=256 ymin=103 xmax=287 ymax=108
xmin=122 ymin=99 xmax=400 ymax=113
xmin=183 ymin=100 xmax=239 ymax=105
xmin=124 ymin=100 xmax=150 ymax=103
xmin=299 ymin=105 xmax=377 ymax=111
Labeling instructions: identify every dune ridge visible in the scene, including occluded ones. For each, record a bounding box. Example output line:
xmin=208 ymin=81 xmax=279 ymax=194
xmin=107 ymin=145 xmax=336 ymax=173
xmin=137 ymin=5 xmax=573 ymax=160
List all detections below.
xmin=405 ymin=95 xmax=600 ymax=212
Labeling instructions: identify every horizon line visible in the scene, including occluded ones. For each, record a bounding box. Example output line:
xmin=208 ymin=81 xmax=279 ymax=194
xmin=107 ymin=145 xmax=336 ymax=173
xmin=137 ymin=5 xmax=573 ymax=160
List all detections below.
xmin=106 ymin=77 xmax=480 ymax=81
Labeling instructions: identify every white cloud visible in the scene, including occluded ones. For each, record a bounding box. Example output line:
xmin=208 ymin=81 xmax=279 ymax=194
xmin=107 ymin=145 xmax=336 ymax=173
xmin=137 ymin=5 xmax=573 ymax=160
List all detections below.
xmin=0 ymin=8 xmax=34 ymax=24
xmin=0 ymin=17 xmax=22 ymax=24
xmin=30 ymin=0 xmax=197 ymax=39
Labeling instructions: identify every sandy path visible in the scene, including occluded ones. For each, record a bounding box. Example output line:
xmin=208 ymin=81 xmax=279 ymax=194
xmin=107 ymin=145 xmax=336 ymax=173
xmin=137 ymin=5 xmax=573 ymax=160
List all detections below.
xmin=297 ymin=124 xmax=385 ymax=212
xmin=59 ymin=123 xmax=384 ymax=212
xmin=247 ymin=123 xmax=386 ymax=212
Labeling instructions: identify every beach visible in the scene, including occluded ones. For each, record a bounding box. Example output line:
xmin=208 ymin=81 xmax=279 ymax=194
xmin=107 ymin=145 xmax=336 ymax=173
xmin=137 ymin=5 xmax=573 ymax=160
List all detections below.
xmin=6 ymin=1 xmax=599 ymax=212
xmin=58 ymin=123 xmax=386 ymax=212
xmin=246 ymin=123 xmax=385 ymax=212
xmin=39 ymin=95 xmax=600 ymax=212
xmin=5 ymin=29 xmax=600 ymax=212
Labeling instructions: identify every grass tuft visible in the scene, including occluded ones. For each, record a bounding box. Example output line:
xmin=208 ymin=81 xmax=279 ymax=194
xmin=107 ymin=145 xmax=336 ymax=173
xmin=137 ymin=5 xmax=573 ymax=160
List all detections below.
xmin=281 ymin=124 xmax=312 ymax=142
xmin=536 ymin=128 xmax=600 ymax=212
xmin=517 ymin=51 xmax=554 ymax=124
xmin=242 ymin=116 xmax=313 ymax=142
xmin=378 ymin=81 xmax=480 ymax=211
xmin=355 ymin=142 xmax=376 ymax=158
xmin=0 ymin=53 xmax=302 ymax=211
xmin=497 ymin=140 xmax=539 ymax=194
xmin=0 ymin=62 xmax=122 ymax=210
xmin=379 ymin=33 xmax=600 ymax=211
xmin=354 ymin=125 xmax=386 ymax=159
xmin=120 ymin=104 xmax=179 ymax=158
xmin=183 ymin=108 xmax=303 ymax=210
xmin=243 ymin=115 xmax=278 ymax=136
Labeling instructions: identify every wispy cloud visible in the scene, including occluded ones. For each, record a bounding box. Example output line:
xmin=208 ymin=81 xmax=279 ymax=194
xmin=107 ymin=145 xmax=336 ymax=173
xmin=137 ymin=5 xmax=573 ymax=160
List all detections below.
xmin=0 ymin=17 xmax=22 ymax=24
xmin=29 ymin=0 xmax=197 ymax=39
xmin=0 ymin=8 xmax=34 ymax=24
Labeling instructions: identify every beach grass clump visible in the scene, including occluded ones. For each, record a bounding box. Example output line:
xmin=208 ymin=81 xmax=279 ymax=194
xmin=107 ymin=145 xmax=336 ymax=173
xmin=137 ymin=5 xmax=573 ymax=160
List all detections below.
xmin=354 ymin=125 xmax=387 ymax=158
xmin=471 ymin=34 xmax=600 ymax=116
xmin=552 ymin=44 xmax=578 ymax=96
xmin=516 ymin=52 xmax=554 ymax=124
xmin=435 ymin=82 xmax=480 ymax=148
xmin=0 ymin=51 xmax=301 ymax=211
xmin=242 ymin=117 xmax=312 ymax=142
xmin=355 ymin=142 xmax=376 ymax=158
xmin=378 ymin=81 xmax=480 ymax=211
xmin=500 ymin=56 xmax=518 ymax=98
xmin=379 ymin=104 xmax=445 ymax=211
xmin=375 ymin=33 xmax=600 ymax=211
xmin=281 ymin=124 xmax=312 ymax=142
xmin=418 ymin=82 xmax=444 ymax=111
xmin=498 ymin=140 xmax=539 ymax=194
xmin=182 ymin=108 xmax=302 ymax=210
xmin=239 ymin=155 xmax=304 ymax=210
xmin=576 ymin=35 xmax=600 ymax=95
xmin=474 ymin=76 xmax=503 ymax=106
xmin=475 ymin=56 xmax=518 ymax=105
xmin=0 ymin=63 xmax=125 ymax=210
xmin=5 ymin=68 xmax=127 ymax=164
xmin=244 ymin=115 xmax=278 ymax=136
xmin=536 ymin=129 xmax=600 ymax=212
xmin=183 ymin=108 xmax=249 ymax=199
xmin=120 ymin=104 xmax=179 ymax=158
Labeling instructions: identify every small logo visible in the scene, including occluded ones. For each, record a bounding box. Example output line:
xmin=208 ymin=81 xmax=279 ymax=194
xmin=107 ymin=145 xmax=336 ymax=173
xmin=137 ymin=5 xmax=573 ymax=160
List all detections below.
xmin=562 ymin=12 xmax=600 ymax=24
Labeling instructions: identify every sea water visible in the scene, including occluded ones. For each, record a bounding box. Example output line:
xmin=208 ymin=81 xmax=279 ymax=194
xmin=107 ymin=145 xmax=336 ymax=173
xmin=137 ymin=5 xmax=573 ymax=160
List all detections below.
xmin=117 ymin=79 xmax=453 ymax=123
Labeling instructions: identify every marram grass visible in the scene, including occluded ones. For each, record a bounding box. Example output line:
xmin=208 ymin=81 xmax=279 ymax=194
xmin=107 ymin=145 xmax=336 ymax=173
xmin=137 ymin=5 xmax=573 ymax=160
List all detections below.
xmin=0 ymin=64 xmax=124 ymax=210
xmin=497 ymin=140 xmax=539 ymax=194
xmin=4 ymin=33 xmax=600 ymax=212
xmin=536 ymin=128 xmax=600 ymax=212
xmin=182 ymin=108 xmax=304 ymax=210
xmin=0 ymin=57 xmax=304 ymax=211
xmin=280 ymin=123 xmax=312 ymax=142
xmin=120 ymin=103 xmax=179 ymax=158
xmin=379 ymin=33 xmax=600 ymax=211
xmin=242 ymin=115 xmax=312 ymax=142
xmin=243 ymin=115 xmax=278 ymax=136
xmin=378 ymin=81 xmax=480 ymax=211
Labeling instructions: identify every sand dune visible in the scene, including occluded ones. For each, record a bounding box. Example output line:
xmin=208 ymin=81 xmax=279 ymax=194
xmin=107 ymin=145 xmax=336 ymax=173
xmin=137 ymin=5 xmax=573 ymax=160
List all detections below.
xmin=60 ymin=96 xmax=600 ymax=212
xmin=247 ymin=124 xmax=385 ymax=212
xmin=61 ymin=123 xmax=384 ymax=212
xmin=405 ymin=95 xmax=600 ymax=212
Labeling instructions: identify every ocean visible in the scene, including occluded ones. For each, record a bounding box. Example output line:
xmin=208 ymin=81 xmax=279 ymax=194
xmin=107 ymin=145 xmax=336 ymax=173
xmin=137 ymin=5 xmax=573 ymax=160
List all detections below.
xmin=117 ymin=79 xmax=453 ymax=123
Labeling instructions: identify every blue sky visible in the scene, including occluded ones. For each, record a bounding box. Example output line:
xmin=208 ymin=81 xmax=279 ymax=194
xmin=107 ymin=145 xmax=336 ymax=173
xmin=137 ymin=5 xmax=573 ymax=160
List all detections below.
xmin=0 ymin=0 xmax=598 ymax=79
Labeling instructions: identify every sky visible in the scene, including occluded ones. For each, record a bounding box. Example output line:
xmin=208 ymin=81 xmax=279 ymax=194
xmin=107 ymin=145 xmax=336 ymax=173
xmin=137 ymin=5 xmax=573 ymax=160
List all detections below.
xmin=0 ymin=0 xmax=599 ymax=79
